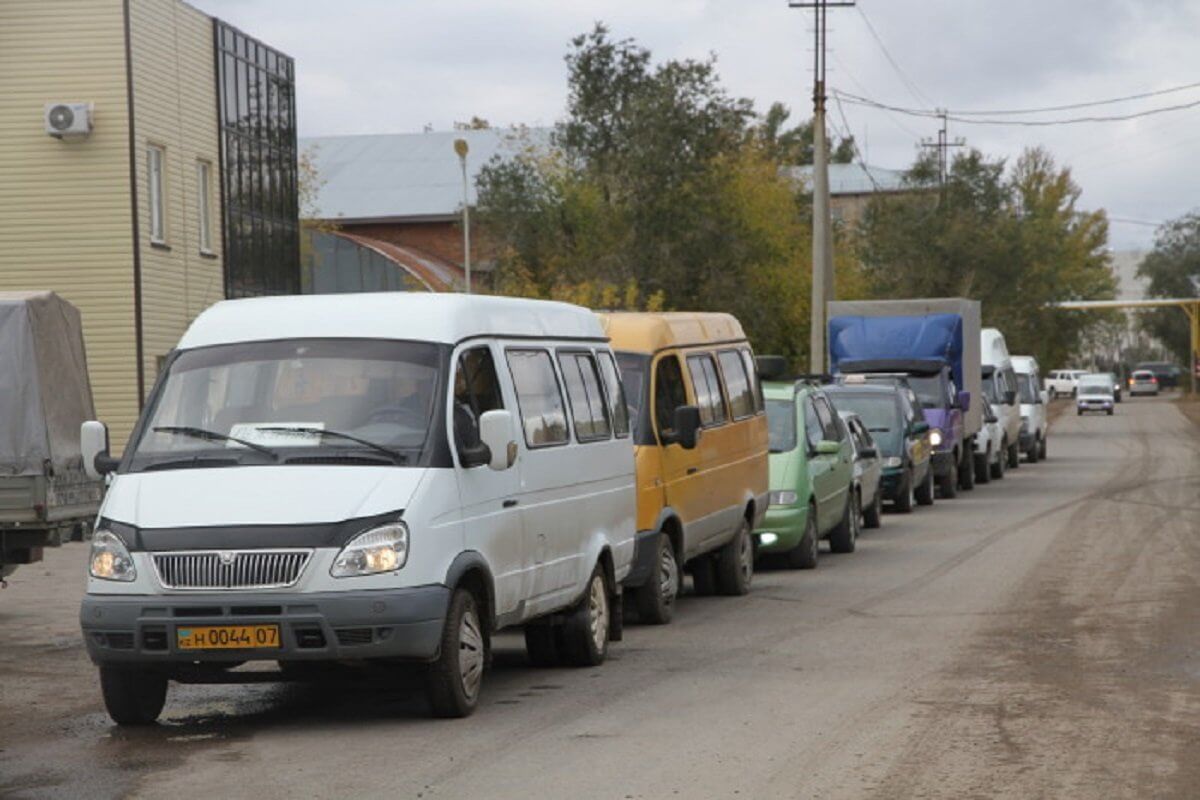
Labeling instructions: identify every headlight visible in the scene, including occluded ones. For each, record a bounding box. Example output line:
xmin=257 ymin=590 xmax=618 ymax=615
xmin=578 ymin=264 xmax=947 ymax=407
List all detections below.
xmin=883 ymin=456 xmax=902 ymax=468
xmin=89 ymin=530 xmax=136 ymax=582
xmin=331 ymin=522 xmax=409 ymax=577
xmin=769 ymin=490 xmax=798 ymax=507
xmin=929 ymin=429 xmax=943 ymax=447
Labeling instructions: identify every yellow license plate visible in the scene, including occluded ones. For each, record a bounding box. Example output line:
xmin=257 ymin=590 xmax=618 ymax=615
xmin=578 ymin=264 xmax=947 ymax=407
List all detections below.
xmin=176 ymin=624 xmax=281 ymax=651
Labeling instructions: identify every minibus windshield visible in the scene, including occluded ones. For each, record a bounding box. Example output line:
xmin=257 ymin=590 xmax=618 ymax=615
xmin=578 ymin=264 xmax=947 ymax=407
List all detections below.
xmin=1016 ymin=373 xmax=1039 ymax=404
xmin=127 ymin=338 xmax=443 ymax=471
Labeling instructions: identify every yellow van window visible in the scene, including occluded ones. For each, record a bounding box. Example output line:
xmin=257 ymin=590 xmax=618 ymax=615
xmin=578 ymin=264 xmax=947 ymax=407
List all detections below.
xmin=654 ymin=355 xmax=687 ymax=437
xmin=718 ymin=350 xmax=754 ymax=419
xmin=686 ymin=354 xmax=728 ymax=427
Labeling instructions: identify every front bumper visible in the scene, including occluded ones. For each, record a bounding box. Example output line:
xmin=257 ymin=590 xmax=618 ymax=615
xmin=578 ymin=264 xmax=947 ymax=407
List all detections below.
xmin=880 ymin=466 xmax=905 ymax=500
xmin=756 ymin=505 xmax=808 ymax=553
xmin=1077 ymin=400 xmax=1113 ymax=412
xmin=80 ymin=586 xmax=450 ymax=666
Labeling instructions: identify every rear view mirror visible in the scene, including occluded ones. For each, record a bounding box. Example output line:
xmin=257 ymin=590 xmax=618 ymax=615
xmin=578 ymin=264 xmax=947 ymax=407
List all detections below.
xmin=1004 ymin=389 xmax=1017 ymax=406
xmin=815 ymin=440 xmax=840 ymax=456
xmin=909 ymin=420 xmax=930 ymax=436
xmin=479 ymin=410 xmax=516 ymax=471
xmin=672 ymin=405 xmax=702 ymax=450
xmin=957 ymin=391 xmax=971 ymax=412
xmin=81 ymin=420 xmax=118 ymax=480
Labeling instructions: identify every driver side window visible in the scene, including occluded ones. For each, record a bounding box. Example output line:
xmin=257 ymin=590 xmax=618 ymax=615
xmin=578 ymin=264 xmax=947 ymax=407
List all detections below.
xmin=654 ymin=354 xmax=688 ymax=439
xmin=454 ymin=346 xmax=504 ymax=455
xmin=803 ymin=398 xmax=823 ymax=452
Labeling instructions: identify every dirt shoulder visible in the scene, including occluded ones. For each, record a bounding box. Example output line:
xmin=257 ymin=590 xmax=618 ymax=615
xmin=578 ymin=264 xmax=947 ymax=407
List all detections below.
xmin=1176 ymin=393 xmax=1200 ymax=427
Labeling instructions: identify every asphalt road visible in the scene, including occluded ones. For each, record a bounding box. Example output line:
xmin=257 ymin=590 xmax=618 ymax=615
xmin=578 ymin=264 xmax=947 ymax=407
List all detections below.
xmin=1 ymin=395 xmax=1197 ymax=799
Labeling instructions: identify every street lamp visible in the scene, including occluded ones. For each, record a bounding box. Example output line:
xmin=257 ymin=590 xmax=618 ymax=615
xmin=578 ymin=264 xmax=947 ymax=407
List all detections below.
xmin=453 ymin=137 xmax=471 ymax=294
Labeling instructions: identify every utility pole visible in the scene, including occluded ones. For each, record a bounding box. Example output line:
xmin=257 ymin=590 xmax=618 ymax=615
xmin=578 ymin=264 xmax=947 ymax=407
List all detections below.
xmin=453 ymin=138 xmax=472 ymax=294
xmin=790 ymin=0 xmax=854 ymax=373
xmin=920 ymin=109 xmax=965 ymax=185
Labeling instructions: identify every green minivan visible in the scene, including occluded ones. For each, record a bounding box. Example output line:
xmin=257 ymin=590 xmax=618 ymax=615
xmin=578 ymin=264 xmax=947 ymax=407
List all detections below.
xmin=756 ymin=379 xmax=858 ymax=569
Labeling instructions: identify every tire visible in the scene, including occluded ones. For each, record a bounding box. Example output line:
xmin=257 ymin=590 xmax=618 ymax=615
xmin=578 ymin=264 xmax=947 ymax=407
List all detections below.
xmin=690 ymin=555 xmax=717 ymax=596
xmin=560 ymin=566 xmax=610 ymax=667
xmin=959 ymin=450 xmax=975 ymax=490
xmin=1039 ymin=435 xmax=1048 ymax=461
xmin=939 ymin=458 xmax=958 ymax=499
xmin=828 ymin=493 xmax=858 ymax=554
xmin=893 ymin=470 xmax=915 ymax=513
xmin=915 ymin=466 xmax=935 ymax=506
xmin=787 ymin=505 xmax=820 ymax=568
xmin=1007 ymin=441 xmax=1020 ymax=469
xmin=633 ymin=532 xmax=678 ymax=625
xmin=99 ymin=667 xmax=167 ymax=726
xmin=524 ymin=624 xmax=561 ymax=667
xmin=975 ymin=449 xmax=991 ymax=484
xmin=862 ymin=488 xmax=882 ymax=529
xmin=1077 ymin=409 xmax=1083 ymax=416
xmin=990 ymin=442 xmax=1005 ymax=479
xmin=425 ymin=587 xmax=486 ymax=718
xmin=714 ymin=516 xmax=754 ymax=596
xmin=1106 ymin=409 xmax=1113 ymax=416
xmin=1027 ymin=437 xmax=1040 ymax=463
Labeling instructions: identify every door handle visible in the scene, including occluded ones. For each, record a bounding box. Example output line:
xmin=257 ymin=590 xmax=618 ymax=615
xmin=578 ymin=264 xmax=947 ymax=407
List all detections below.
xmin=503 ymin=499 xmax=518 ymax=508
xmin=686 ymin=467 xmax=698 ymax=475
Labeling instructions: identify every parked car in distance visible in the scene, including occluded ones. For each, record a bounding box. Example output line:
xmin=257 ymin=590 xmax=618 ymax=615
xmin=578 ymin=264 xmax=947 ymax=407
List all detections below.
xmin=981 ymin=329 xmax=1022 ymax=471
xmin=79 ymin=294 xmax=637 ymax=723
xmin=1133 ymin=361 xmax=1181 ymax=389
xmin=1129 ymin=369 xmax=1160 ymax=396
xmin=823 ymin=383 xmax=934 ymax=512
xmin=1012 ymin=355 xmax=1049 ymax=463
xmin=1045 ymin=369 xmax=1088 ymax=398
xmin=600 ymin=312 xmax=768 ymax=622
xmin=1076 ymin=374 xmax=1116 ymax=415
xmin=973 ymin=398 xmax=1005 ymax=483
xmin=839 ymin=411 xmax=884 ymax=531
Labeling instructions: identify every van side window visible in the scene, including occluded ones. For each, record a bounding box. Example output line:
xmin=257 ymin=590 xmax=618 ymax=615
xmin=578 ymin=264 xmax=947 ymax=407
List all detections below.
xmin=740 ymin=348 xmax=764 ymax=413
xmin=686 ymin=353 xmax=728 ymax=427
xmin=558 ymin=351 xmax=612 ymax=442
xmin=506 ymin=349 xmax=569 ymax=447
xmin=718 ymin=350 xmax=755 ymax=419
xmin=814 ymin=396 xmax=843 ymax=441
xmin=453 ymin=346 xmax=504 ymax=454
xmin=803 ymin=398 xmax=823 ymax=450
xmin=596 ymin=351 xmax=630 ymax=438
xmin=654 ymin=354 xmax=688 ymax=438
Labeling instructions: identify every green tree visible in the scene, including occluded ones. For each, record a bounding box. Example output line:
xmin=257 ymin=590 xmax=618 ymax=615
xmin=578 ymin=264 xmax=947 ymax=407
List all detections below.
xmin=755 ymin=101 xmax=856 ymax=166
xmin=1136 ymin=212 xmax=1200 ymax=365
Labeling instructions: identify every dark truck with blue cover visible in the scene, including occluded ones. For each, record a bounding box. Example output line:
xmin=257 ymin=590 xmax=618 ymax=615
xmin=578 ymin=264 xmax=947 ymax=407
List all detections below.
xmin=827 ymin=299 xmax=982 ymax=498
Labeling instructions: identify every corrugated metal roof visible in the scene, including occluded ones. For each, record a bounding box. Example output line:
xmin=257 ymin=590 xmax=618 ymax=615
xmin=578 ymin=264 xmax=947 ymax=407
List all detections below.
xmin=300 ymin=128 xmax=549 ymax=222
xmin=784 ymin=163 xmax=908 ymax=195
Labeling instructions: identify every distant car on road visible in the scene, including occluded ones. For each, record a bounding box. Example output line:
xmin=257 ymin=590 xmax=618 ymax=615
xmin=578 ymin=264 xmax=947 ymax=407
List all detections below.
xmin=1076 ymin=376 xmax=1116 ymax=415
xmin=1133 ymin=361 xmax=1182 ymax=389
xmin=839 ymin=410 xmax=883 ymax=531
xmin=1128 ymin=369 xmax=1160 ymax=397
xmin=1044 ymin=369 xmax=1088 ymax=398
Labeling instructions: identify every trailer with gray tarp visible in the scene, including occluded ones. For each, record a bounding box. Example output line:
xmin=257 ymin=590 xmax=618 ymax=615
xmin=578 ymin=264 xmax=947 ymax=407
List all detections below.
xmin=0 ymin=291 xmax=103 ymax=579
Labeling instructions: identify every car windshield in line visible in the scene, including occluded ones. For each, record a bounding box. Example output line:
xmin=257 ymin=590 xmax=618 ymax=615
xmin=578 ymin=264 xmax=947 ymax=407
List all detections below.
xmin=127 ymin=338 xmax=443 ymax=472
xmin=893 ymin=373 xmax=945 ymax=409
xmin=615 ymin=352 xmax=648 ymax=439
xmin=766 ymin=398 xmax=797 ymax=453
xmin=1016 ymin=373 xmax=1039 ymax=404
xmin=825 ymin=393 xmax=902 ymax=457
xmin=1078 ymin=383 xmax=1112 ymax=396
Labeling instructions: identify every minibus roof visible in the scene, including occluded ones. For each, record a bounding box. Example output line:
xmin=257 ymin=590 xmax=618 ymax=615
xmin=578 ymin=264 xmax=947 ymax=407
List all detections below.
xmin=177 ymin=293 xmax=607 ymax=350
xmin=598 ymin=312 xmax=748 ymax=354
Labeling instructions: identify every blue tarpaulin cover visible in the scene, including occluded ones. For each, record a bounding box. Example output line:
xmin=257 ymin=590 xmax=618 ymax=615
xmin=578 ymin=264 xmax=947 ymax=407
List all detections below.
xmin=828 ymin=313 xmax=965 ymax=392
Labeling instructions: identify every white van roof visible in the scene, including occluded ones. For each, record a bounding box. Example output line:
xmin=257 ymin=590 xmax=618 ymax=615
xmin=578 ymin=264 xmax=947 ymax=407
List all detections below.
xmin=1010 ymin=355 xmax=1039 ymax=374
xmin=980 ymin=328 xmax=1011 ymax=368
xmin=177 ymin=293 xmax=607 ymax=350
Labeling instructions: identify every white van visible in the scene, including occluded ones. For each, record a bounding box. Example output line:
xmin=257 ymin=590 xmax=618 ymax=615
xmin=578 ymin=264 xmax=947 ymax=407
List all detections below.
xmin=78 ymin=294 xmax=636 ymax=723
xmin=1011 ymin=355 xmax=1049 ymax=460
xmin=979 ymin=328 xmax=1022 ymax=474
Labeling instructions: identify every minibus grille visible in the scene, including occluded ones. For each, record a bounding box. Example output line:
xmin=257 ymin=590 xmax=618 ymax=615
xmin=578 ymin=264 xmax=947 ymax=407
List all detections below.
xmin=152 ymin=550 xmax=312 ymax=590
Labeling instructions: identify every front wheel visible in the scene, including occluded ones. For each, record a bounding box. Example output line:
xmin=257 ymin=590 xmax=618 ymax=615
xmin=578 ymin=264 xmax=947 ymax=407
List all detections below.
xmin=633 ymin=532 xmax=678 ymax=625
xmin=939 ymin=459 xmax=959 ymax=499
xmin=862 ymin=488 xmax=882 ymax=529
xmin=560 ymin=566 xmax=611 ymax=667
xmin=915 ymin=466 xmax=935 ymax=506
xmin=1027 ymin=437 xmax=1040 ymax=463
xmin=786 ymin=505 xmax=820 ymax=568
xmin=893 ymin=470 xmax=915 ymax=513
xmin=425 ymin=588 xmax=486 ymax=718
xmin=828 ymin=493 xmax=858 ymax=554
xmin=1007 ymin=441 xmax=1021 ymax=469
xmin=715 ymin=517 xmax=754 ymax=596
xmin=975 ymin=449 xmax=992 ymax=484
xmin=100 ymin=667 xmax=167 ymax=726
xmin=959 ymin=450 xmax=975 ymax=490
xmin=1039 ymin=435 xmax=1048 ymax=460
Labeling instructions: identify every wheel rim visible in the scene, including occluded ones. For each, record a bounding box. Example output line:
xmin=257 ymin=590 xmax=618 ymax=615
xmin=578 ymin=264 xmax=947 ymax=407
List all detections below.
xmin=659 ymin=544 xmax=679 ymax=606
xmin=588 ymin=575 xmax=608 ymax=653
xmin=458 ymin=606 xmax=484 ymax=701
xmin=738 ymin=524 xmax=753 ymax=583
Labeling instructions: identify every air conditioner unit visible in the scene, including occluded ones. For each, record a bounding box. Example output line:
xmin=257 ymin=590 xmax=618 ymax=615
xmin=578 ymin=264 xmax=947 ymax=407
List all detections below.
xmin=45 ymin=102 xmax=93 ymax=139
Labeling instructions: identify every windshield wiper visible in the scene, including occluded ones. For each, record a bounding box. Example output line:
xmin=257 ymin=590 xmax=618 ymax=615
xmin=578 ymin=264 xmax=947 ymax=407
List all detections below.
xmin=255 ymin=426 xmax=407 ymax=464
xmin=141 ymin=456 xmax=242 ymax=472
xmin=152 ymin=426 xmax=279 ymax=460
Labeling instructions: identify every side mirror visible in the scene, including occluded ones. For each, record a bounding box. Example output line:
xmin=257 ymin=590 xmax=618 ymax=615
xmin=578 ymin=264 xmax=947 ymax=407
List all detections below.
xmin=81 ymin=421 xmax=118 ymax=480
xmin=859 ymin=446 xmax=878 ymax=460
xmin=815 ymin=440 xmax=840 ymax=456
xmin=478 ymin=410 xmax=516 ymax=471
xmin=672 ymin=405 xmax=702 ymax=450
xmin=957 ymin=391 xmax=971 ymax=412
xmin=909 ymin=420 xmax=930 ymax=437
xmin=1003 ymin=389 xmax=1017 ymax=406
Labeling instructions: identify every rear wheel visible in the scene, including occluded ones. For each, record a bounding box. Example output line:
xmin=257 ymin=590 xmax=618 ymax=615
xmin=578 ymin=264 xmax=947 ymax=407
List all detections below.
xmin=1039 ymin=435 xmax=1048 ymax=460
xmin=893 ymin=470 xmax=915 ymax=513
xmin=862 ymin=488 xmax=882 ymax=529
xmin=560 ymin=566 xmax=610 ymax=667
xmin=786 ymin=505 xmax=819 ymax=569
xmin=714 ymin=517 xmax=754 ymax=596
xmin=915 ymin=466 xmax=935 ymax=506
xmin=975 ymin=449 xmax=992 ymax=484
xmin=828 ymin=493 xmax=858 ymax=554
xmin=939 ymin=459 xmax=959 ymax=499
xmin=425 ymin=588 xmax=486 ymax=718
xmin=633 ymin=532 xmax=678 ymax=625
xmin=959 ymin=450 xmax=975 ymax=490
xmin=1007 ymin=441 xmax=1021 ymax=469
xmin=991 ymin=441 xmax=1006 ymax=479
xmin=1027 ymin=437 xmax=1040 ymax=463
xmin=99 ymin=667 xmax=167 ymax=726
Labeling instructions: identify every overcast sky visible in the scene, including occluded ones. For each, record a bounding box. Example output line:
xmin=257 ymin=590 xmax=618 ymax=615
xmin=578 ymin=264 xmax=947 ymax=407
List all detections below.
xmin=193 ymin=0 xmax=1200 ymax=250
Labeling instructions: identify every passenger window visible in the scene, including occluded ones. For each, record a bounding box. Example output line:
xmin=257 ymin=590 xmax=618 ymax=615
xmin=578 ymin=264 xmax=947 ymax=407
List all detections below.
xmin=814 ymin=396 xmax=842 ymax=441
xmin=596 ymin=351 xmax=630 ymax=438
xmin=718 ymin=350 xmax=755 ymax=419
xmin=654 ymin=354 xmax=688 ymax=438
xmin=803 ymin=398 xmax=823 ymax=451
xmin=740 ymin=348 xmax=764 ymax=413
xmin=453 ymin=347 xmax=504 ymax=457
xmin=558 ymin=351 xmax=612 ymax=442
xmin=686 ymin=354 xmax=728 ymax=427
xmin=506 ymin=349 xmax=569 ymax=447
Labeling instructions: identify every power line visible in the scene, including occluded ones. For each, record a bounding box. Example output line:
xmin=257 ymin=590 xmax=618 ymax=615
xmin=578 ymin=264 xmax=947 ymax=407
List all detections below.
xmin=829 ymin=51 xmax=924 ymax=139
xmin=854 ymin=4 xmax=933 ymax=107
xmin=950 ymin=80 xmax=1200 ymax=116
xmin=1109 ymin=217 xmax=1164 ymax=227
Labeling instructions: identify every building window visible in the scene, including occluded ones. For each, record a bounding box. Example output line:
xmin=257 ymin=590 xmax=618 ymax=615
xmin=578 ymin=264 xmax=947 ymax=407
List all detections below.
xmin=197 ymin=160 xmax=213 ymax=253
xmin=147 ymin=145 xmax=165 ymax=244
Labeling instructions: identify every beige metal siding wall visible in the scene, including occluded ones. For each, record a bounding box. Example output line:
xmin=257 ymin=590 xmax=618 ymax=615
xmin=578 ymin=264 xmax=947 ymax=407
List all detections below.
xmin=128 ymin=0 xmax=223 ymax=392
xmin=0 ymin=1 xmax=140 ymax=447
